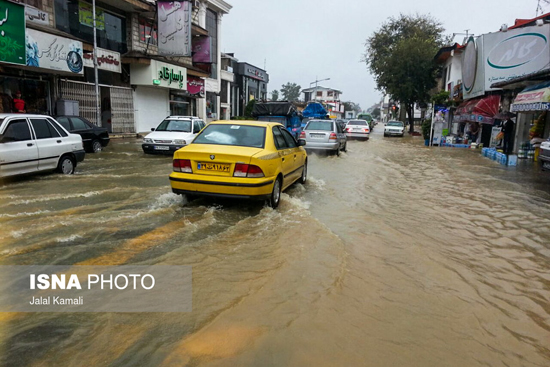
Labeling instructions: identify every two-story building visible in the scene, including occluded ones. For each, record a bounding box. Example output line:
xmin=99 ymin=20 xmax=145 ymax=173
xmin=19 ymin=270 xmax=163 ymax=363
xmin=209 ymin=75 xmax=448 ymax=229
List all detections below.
xmin=301 ymin=86 xmax=344 ymax=118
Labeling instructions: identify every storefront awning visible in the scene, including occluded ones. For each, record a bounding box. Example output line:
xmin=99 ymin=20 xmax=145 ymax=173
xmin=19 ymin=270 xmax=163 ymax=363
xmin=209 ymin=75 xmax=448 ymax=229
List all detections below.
xmin=454 ymin=95 xmax=500 ymax=124
xmin=511 ymin=81 xmax=550 ymax=112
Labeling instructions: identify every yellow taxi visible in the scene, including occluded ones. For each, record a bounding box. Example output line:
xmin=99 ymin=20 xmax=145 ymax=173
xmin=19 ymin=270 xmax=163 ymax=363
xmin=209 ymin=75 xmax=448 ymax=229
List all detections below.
xmin=169 ymin=120 xmax=307 ymax=208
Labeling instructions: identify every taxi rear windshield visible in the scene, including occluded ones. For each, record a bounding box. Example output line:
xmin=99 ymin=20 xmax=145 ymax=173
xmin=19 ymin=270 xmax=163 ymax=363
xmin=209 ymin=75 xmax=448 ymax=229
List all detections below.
xmin=193 ymin=124 xmax=266 ymax=148
xmin=305 ymin=121 xmax=333 ymax=131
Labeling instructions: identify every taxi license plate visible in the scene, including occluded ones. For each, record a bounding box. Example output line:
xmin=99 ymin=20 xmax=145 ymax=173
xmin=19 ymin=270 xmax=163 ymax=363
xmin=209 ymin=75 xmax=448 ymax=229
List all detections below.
xmin=197 ymin=163 xmax=230 ymax=172
xmin=154 ymin=145 xmax=170 ymax=150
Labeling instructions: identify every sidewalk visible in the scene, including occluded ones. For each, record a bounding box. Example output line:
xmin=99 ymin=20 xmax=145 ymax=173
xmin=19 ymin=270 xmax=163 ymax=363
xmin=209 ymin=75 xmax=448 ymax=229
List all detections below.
xmin=110 ymin=133 xmax=144 ymax=139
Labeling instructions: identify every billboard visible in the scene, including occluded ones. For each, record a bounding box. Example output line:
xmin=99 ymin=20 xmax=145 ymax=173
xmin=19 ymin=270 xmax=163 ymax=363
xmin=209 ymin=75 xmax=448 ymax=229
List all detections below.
xmin=157 ymin=1 xmax=192 ymax=57
xmin=0 ymin=0 xmax=26 ymax=66
xmin=192 ymin=36 xmax=212 ymax=63
xmin=26 ymin=29 xmax=84 ymax=74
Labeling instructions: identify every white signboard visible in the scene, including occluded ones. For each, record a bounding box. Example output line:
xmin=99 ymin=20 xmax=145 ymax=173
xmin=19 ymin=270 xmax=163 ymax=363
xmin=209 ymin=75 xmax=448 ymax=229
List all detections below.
xmin=484 ymin=24 xmax=550 ymax=90
xmin=130 ymin=60 xmax=187 ymax=90
xmin=26 ymin=28 xmax=83 ymax=74
xmin=462 ymin=36 xmax=486 ymax=100
xmin=25 ymin=5 xmax=49 ymax=25
xmin=83 ymin=48 xmax=121 ymax=73
xmin=157 ymin=1 xmax=192 ymax=57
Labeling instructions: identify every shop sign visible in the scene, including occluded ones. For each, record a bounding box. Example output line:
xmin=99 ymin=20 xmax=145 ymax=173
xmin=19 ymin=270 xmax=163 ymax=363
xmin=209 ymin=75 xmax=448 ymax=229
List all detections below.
xmin=83 ymin=48 xmax=121 ymax=73
xmin=245 ymin=67 xmax=266 ymax=81
xmin=0 ymin=0 xmax=26 ymax=66
xmin=78 ymin=1 xmax=105 ymax=30
xmin=192 ymin=36 xmax=212 ymax=63
xmin=25 ymin=5 xmax=49 ymax=26
xmin=130 ymin=60 xmax=187 ymax=90
xmin=187 ymin=76 xmax=204 ymax=97
xmin=462 ymin=36 xmax=485 ymax=99
xmin=511 ymin=85 xmax=550 ymax=112
xmin=26 ymin=29 xmax=83 ymax=74
xmin=157 ymin=1 xmax=192 ymax=57
xmin=485 ymin=25 xmax=550 ymax=90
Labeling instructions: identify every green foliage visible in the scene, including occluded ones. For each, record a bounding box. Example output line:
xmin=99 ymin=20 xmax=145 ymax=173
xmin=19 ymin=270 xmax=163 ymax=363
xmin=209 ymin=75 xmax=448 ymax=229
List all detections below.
xmin=421 ymin=119 xmax=432 ymax=140
xmin=271 ymin=90 xmax=279 ymax=101
xmin=343 ymin=101 xmax=361 ymax=113
xmin=280 ymin=82 xmax=301 ymax=101
xmin=432 ymin=90 xmax=450 ymax=106
xmin=371 ymin=107 xmax=381 ymax=119
xmin=364 ymin=14 xmax=445 ymax=128
xmin=244 ymin=99 xmax=256 ymax=118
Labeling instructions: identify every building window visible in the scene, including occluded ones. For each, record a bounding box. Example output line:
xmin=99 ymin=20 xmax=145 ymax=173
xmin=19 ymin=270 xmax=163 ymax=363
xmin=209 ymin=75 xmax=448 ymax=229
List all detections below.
xmin=139 ymin=18 xmax=157 ymax=45
xmin=316 ymin=91 xmax=322 ymax=97
xmin=205 ymin=9 xmax=217 ymax=79
xmin=54 ymin=0 xmax=127 ymax=54
xmin=327 ymin=91 xmax=334 ymax=97
xmin=206 ymin=92 xmax=217 ymax=119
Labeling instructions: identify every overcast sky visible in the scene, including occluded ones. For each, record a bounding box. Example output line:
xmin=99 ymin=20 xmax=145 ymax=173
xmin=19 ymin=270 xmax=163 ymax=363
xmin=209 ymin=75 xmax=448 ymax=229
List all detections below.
xmin=222 ymin=0 xmax=543 ymax=111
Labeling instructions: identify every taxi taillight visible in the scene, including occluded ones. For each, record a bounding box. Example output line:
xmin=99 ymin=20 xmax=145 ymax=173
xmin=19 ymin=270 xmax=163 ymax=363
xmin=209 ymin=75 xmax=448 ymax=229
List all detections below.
xmin=234 ymin=163 xmax=265 ymax=178
xmin=173 ymin=159 xmax=192 ymax=173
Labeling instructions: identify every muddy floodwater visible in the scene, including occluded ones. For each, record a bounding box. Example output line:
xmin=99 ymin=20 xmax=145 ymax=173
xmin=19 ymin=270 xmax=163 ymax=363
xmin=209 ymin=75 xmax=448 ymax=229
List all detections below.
xmin=1 ymin=130 xmax=549 ymax=367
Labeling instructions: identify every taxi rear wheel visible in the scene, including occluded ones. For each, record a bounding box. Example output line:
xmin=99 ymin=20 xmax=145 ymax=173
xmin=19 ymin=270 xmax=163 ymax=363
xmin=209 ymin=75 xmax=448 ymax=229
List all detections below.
xmin=299 ymin=160 xmax=307 ymax=184
xmin=268 ymin=177 xmax=282 ymax=209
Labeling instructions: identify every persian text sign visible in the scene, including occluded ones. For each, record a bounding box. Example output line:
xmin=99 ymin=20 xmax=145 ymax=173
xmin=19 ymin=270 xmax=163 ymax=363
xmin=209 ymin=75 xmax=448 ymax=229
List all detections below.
xmin=158 ymin=1 xmax=192 ymax=56
xmin=0 ymin=266 xmax=192 ymax=312
xmin=78 ymin=1 xmax=105 ymax=30
xmin=26 ymin=29 xmax=83 ymax=74
xmin=25 ymin=5 xmax=49 ymax=26
xmin=187 ymin=76 xmax=205 ymax=97
xmin=83 ymin=48 xmax=121 ymax=73
xmin=192 ymin=36 xmax=212 ymax=63
xmin=0 ymin=0 xmax=26 ymax=65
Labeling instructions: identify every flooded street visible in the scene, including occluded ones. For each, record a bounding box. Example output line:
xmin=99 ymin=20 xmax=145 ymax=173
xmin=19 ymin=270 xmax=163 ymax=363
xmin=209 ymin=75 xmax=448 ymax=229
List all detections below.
xmin=1 ymin=129 xmax=550 ymax=367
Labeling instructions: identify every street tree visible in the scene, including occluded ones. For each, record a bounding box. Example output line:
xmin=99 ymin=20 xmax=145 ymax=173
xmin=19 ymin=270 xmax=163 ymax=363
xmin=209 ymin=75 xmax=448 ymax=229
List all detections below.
xmin=280 ymin=82 xmax=301 ymax=101
xmin=343 ymin=101 xmax=361 ymax=113
xmin=364 ymin=14 xmax=445 ymax=133
xmin=371 ymin=107 xmax=381 ymax=119
xmin=271 ymin=90 xmax=279 ymax=101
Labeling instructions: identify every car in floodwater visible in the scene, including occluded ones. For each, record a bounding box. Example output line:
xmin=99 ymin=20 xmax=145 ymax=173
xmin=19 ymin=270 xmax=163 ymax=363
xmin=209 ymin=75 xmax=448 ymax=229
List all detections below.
xmin=169 ymin=120 xmax=307 ymax=208
xmin=54 ymin=115 xmax=110 ymax=153
xmin=0 ymin=114 xmax=85 ymax=178
xmin=300 ymin=119 xmax=346 ymax=156
xmin=142 ymin=116 xmax=207 ymax=155
xmin=344 ymin=119 xmax=370 ymax=140
xmin=384 ymin=120 xmax=405 ymax=137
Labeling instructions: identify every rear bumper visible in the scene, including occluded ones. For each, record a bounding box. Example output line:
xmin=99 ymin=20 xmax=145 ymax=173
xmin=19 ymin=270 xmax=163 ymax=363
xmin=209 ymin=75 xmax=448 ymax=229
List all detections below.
xmin=172 ymin=188 xmax=270 ymax=201
xmin=384 ymin=130 xmax=404 ymax=136
xmin=142 ymin=144 xmax=185 ymax=155
xmin=305 ymin=141 xmax=340 ymax=150
xmin=540 ymin=148 xmax=550 ymax=162
xmin=169 ymin=173 xmax=274 ymax=197
xmin=74 ymin=149 xmax=86 ymax=163
xmin=346 ymin=132 xmax=369 ymax=139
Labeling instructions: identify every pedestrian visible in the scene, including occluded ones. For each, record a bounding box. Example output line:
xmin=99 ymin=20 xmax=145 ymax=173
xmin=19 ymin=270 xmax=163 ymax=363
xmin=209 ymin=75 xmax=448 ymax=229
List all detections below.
xmin=12 ymin=91 xmax=26 ymax=113
xmin=502 ymin=117 xmax=515 ymax=155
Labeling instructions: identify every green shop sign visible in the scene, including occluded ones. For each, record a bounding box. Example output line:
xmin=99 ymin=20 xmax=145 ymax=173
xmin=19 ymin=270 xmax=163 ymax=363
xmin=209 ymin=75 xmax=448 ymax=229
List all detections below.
xmin=158 ymin=66 xmax=185 ymax=89
xmin=0 ymin=0 xmax=26 ymax=65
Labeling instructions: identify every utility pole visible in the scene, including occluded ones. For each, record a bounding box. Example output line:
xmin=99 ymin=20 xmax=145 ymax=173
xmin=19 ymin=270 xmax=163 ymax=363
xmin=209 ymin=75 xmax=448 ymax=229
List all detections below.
xmin=92 ymin=0 xmax=101 ymax=126
xmin=309 ymin=76 xmax=330 ymax=102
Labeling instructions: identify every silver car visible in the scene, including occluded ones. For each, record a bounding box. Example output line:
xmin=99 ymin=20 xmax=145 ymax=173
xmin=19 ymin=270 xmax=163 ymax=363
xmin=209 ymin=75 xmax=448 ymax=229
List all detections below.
xmin=300 ymin=119 xmax=347 ymax=155
xmin=345 ymin=119 xmax=370 ymax=140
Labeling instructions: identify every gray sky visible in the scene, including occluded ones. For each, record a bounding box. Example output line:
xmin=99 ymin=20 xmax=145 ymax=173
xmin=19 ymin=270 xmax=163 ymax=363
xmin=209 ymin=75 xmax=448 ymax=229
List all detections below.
xmin=222 ymin=0 xmax=543 ymax=111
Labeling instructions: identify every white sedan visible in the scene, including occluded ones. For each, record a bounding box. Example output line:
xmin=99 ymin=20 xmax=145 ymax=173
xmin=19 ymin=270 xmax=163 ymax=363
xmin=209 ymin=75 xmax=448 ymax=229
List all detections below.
xmin=142 ymin=116 xmax=206 ymax=155
xmin=384 ymin=121 xmax=405 ymax=137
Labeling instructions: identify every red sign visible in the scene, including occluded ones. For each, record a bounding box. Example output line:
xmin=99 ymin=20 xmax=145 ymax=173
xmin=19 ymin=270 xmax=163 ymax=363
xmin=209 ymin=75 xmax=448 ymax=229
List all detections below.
xmin=187 ymin=76 xmax=204 ymax=97
xmin=192 ymin=36 xmax=212 ymax=63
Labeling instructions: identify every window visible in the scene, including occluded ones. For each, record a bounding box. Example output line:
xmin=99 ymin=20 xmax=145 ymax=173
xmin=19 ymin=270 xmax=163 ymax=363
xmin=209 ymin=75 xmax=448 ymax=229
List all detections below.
xmin=21 ymin=0 xmax=42 ymax=9
xmin=316 ymin=91 xmax=322 ymax=97
xmin=272 ymin=127 xmax=288 ymax=150
xmin=55 ymin=117 xmax=71 ymax=131
xmin=280 ymin=128 xmax=297 ymax=148
xmin=193 ymin=121 xmax=202 ymax=133
xmin=193 ymin=124 xmax=265 ymax=148
xmin=328 ymin=91 xmax=334 ymax=97
xmin=30 ymin=119 xmax=60 ymax=139
xmin=49 ymin=118 xmax=68 ymax=136
xmin=305 ymin=121 xmax=333 ymax=131
xmin=139 ymin=18 xmax=157 ymax=45
xmin=205 ymin=9 xmax=218 ymax=79
xmin=2 ymin=120 xmax=31 ymax=142
xmin=71 ymin=118 xmax=92 ymax=130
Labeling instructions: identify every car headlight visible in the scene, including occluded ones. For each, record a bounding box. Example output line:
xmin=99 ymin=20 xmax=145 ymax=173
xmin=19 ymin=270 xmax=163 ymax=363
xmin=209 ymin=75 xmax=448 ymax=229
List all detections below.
xmin=174 ymin=139 xmax=186 ymax=145
xmin=143 ymin=138 xmax=153 ymax=143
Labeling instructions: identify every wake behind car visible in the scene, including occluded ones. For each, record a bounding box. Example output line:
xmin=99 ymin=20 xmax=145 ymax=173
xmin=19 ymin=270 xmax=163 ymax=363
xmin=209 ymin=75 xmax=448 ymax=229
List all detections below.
xmin=0 ymin=114 xmax=85 ymax=178
xmin=142 ymin=116 xmax=206 ymax=155
xmin=55 ymin=115 xmax=110 ymax=153
xmin=384 ymin=120 xmax=405 ymax=137
xmin=169 ymin=120 xmax=307 ymax=208
xmin=345 ymin=119 xmax=370 ymax=140
xmin=300 ymin=119 xmax=346 ymax=156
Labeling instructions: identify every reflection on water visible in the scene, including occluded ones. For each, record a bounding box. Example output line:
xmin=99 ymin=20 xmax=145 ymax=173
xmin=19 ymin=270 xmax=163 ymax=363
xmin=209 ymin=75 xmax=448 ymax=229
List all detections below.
xmin=0 ymin=134 xmax=549 ymax=367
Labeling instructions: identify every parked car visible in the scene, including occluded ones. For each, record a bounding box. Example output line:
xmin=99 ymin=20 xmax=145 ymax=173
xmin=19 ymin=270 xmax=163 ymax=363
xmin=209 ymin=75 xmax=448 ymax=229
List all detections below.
xmin=142 ymin=116 xmax=206 ymax=155
xmin=0 ymin=114 xmax=85 ymax=178
xmin=344 ymin=119 xmax=370 ymax=140
xmin=169 ymin=120 xmax=307 ymax=209
xmin=55 ymin=116 xmax=110 ymax=153
xmin=299 ymin=119 xmax=346 ymax=156
xmin=384 ymin=120 xmax=405 ymax=137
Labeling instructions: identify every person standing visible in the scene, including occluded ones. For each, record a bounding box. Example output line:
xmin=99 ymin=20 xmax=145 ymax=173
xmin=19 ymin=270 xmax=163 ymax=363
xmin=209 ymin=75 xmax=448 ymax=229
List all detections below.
xmin=502 ymin=118 xmax=515 ymax=155
xmin=12 ymin=91 xmax=26 ymax=113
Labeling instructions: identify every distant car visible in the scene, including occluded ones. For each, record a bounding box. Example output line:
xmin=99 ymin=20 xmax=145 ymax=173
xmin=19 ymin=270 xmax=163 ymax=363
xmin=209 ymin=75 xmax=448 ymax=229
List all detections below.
xmin=384 ymin=120 xmax=405 ymax=137
xmin=169 ymin=120 xmax=307 ymax=209
xmin=55 ymin=116 xmax=110 ymax=153
xmin=142 ymin=116 xmax=206 ymax=155
xmin=344 ymin=119 xmax=370 ymax=140
xmin=0 ymin=114 xmax=85 ymax=178
xmin=300 ymin=119 xmax=346 ymax=156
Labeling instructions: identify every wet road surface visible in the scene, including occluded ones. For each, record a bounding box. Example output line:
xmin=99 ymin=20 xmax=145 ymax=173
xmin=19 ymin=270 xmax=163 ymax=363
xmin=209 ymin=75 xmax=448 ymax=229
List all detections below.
xmin=1 ymin=128 xmax=549 ymax=367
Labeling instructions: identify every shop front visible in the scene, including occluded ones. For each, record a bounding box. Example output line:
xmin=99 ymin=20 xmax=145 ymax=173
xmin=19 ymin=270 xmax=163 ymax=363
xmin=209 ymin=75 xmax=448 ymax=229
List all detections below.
xmin=130 ymin=60 xmax=204 ymax=132
xmin=451 ymin=95 xmax=500 ymax=147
